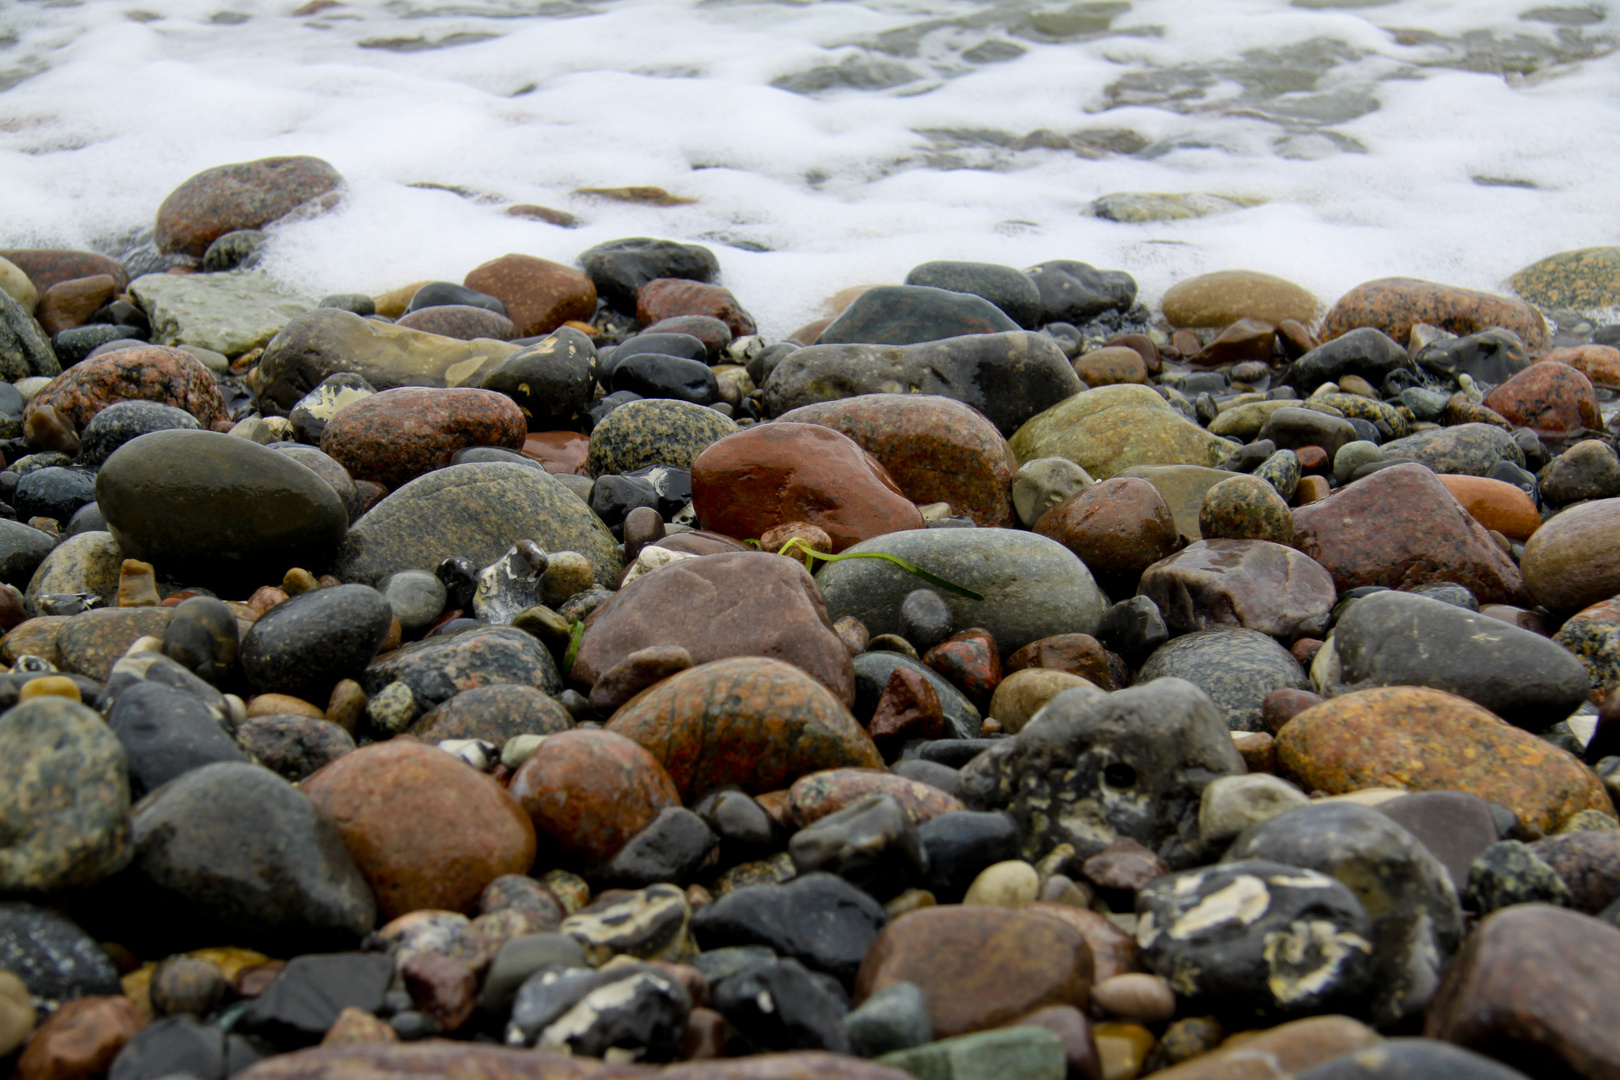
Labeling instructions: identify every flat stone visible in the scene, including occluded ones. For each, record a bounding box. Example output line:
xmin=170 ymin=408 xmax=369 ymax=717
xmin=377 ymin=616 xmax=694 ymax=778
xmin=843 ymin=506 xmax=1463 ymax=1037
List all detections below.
xmin=0 ymin=288 xmax=59 ymax=382
xmin=878 ymin=1026 xmax=1066 ymax=1080
xmin=239 ymin=584 xmax=394 ymax=701
xmin=1010 ymin=385 xmax=1234 ymax=479
xmin=1138 ymin=539 xmax=1335 ymax=640
xmin=55 ymin=607 xmax=174 ymax=681
xmin=231 ymin=1044 xmax=649 ymax=1080
xmin=637 ymin=279 xmax=756 ymax=338
xmin=1162 ymin=270 xmax=1319 ymax=329
xmin=1436 ymin=475 xmax=1541 ymax=541
xmin=581 ymin=238 xmax=720 ymax=313
xmin=691 ymin=872 xmax=888 ymax=987
xmin=1320 ymin=277 xmax=1547 ymax=351
xmin=904 ymin=261 xmax=1042 ymax=329
xmin=155 ymin=156 xmax=343 ymax=257
xmin=130 ymin=271 xmax=314 ymax=356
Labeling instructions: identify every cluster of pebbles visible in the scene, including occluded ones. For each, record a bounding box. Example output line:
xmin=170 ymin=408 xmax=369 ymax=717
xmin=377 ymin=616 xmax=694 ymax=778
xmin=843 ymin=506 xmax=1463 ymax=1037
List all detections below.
xmin=3 ymin=156 xmax=1620 ymax=1080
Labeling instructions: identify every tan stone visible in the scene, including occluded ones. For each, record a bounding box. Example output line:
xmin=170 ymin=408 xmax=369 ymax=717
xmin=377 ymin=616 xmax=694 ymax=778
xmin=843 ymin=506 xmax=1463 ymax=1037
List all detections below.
xmin=1162 ymin=270 xmax=1319 ymax=330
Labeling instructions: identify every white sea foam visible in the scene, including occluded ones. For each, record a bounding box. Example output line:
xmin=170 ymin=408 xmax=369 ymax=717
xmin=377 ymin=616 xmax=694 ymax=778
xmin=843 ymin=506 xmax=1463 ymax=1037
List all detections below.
xmin=0 ymin=0 xmax=1616 ymax=338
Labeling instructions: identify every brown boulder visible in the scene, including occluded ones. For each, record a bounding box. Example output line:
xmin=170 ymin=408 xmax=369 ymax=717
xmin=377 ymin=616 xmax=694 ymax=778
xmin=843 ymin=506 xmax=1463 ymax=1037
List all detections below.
xmin=509 ymin=728 xmax=679 ymax=869
xmin=775 ymin=395 xmax=1017 ymax=528
xmin=37 ymin=275 xmax=117 ymax=338
xmin=692 ymin=423 xmax=924 ymax=551
xmin=1291 ymin=463 xmax=1527 ymax=604
xmin=1136 ymin=539 xmax=1335 ymax=640
xmin=155 ymin=156 xmax=343 ymax=257
xmin=232 ymin=1043 xmax=648 ymax=1080
xmin=1320 ymin=277 xmax=1548 ymax=351
xmin=1425 ymin=904 xmax=1620 ymax=1080
xmin=0 ymin=249 xmax=129 ymax=294
xmin=1033 ymin=477 xmax=1183 ymax=576
xmin=319 ymin=387 xmax=525 ymax=489
xmin=1483 ymin=361 xmax=1601 ymax=445
xmin=463 ymin=254 xmax=596 ymax=338
xmin=1275 ymin=686 xmax=1614 ymax=836
xmin=636 ymin=279 xmax=756 ymax=338
xmin=787 ymin=767 xmax=963 ymax=825
xmin=854 ymin=905 xmax=1093 ymax=1038
xmin=1522 ymin=497 xmax=1620 ymax=612
xmin=572 ymin=551 xmax=854 ymax=706
xmin=605 ymin=658 xmax=882 ymax=801
xmin=300 ymin=738 xmax=537 ymax=921
xmin=22 ymin=345 xmax=230 ymax=432
xmin=14 ymin=995 xmax=146 ymax=1080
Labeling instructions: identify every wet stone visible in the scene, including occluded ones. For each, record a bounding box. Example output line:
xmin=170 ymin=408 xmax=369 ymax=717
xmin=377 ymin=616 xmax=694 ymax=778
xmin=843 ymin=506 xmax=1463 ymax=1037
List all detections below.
xmin=1527 ymin=830 xmax=1620 ymax=914
xmin=1540 ymin=438 xmax=1620 ymax=505
xmin=464 ymin=253 xmax=596 ymax=339
xmin=510 ymin=728 xmax=680 ymax=869
xmin=240 ymin=584 xmax=393 ymax=701
xmin=712 ymin=956 xmax=850 ymax=1054
xmin=235 ymin=714 xmax=356 ymax=782
xmin=816 ymin=285 xmax=1020 ymax=347
xmin=1320 ymin=277 xmax=1547 ymax=351
xmin=561 ymin=884 xmax=692 ymax=966
xmin=1138 ymin=628 xmax=1309 ymax=733
xmin=790 ymin=794 xmax=928 ymax=900
xmin=1139 ymin=540 xmax=1333 ymax=641
xmin=692 ymin=872 xmax=888 ymax=987
xmin=1034 ymin=476 xmax=1183 ymax=577
xmin=1466 ymin=840 xmax=1573 ymax=914
xmin=108 ymin=679 xmax=248 ymax=798
xmin=846 ymin=981 xmax=933 ymax=1059
xmin=1375 ymin=791 xmax=1502 ymax=898
xmin=507 ymin=961 xmax=690 ymax=1060
xmin=1522 ymin=497 xmax=1620 ymax=612
xmin=1198 ymin=474 xmax=1294 ymax=545
xmin=155 ymin=156 xmax=343 ymax=258
xmin=587 ymin=398 xmax=739 ymax=477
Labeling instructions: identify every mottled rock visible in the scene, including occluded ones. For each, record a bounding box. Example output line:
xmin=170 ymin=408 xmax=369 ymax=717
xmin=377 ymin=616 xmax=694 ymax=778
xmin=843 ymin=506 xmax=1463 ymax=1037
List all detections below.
xmin=1198 ymin=474 xmax=1294 ymax=545
xmin=1320 ymin=278 xmax=1547 ymax=352
xmin=463 ymin=254 xmax=596 ymax=339
xmin=1138 ymin=629 xmax=1310 ymax=733
xmin=14 ymin=994 xmax=145 ymax=1080
xmin=1483 ymin=362 xmax=1601 ymax=446
xmin=788 ymin=769 xmax=964 ymax=826
xmin=692 ymin=872 xmax=888 ymax=987
xmin=320 ymin=387 xmax=525 ymax=489
xmin=55 ymin=607 xmax=173 ymax=681
xmin=1009 ymin=385 xmax=1234 ymax=480
xmin=587 ymin=398 xmax=739 ymax=477
xmin=25 ymin=344 xmax=226 ymax=432
xmin=581 ymin=238 xmax=720 ymax=313
xmin=509 ymin=728 xmax=680 ymax=869
xmin=637 ymin=279 xmax=756 ymax=338
xmin=235 ymin=714 xmax=356 ymax=782
xmin=1509 ymin=245 xmax=1620 ymax=317
xmin=1034 ymin=477 xmax=1183 ymax=576
xmin=155 ymin=156 xmax=343 ymax=257
xmin=361 ymin=625 xmax=562 ymax=711
xmin=1138 ymin=540 xmax=1334 ymax=640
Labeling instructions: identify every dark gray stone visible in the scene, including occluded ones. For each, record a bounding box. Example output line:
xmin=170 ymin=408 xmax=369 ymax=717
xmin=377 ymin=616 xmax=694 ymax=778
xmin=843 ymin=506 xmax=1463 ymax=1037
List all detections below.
xmin=845 ymin=981 xmax=932 ymax=1058
xmin=236 ymin=952 xmax=395 ymax=1050
xmin=611 ymin=352 xmax=718 ymax=406
xmin=240 ymin=583 xmax=393 ymax=700
xmin=854 ymin=653 xmax=980 ymax=740
xmin=76 ymin=401 xmax=202 ymax=468
xmin=506 ymin=962 xmax=690 ymax=1060
xmin=712 ymin=957 xmax=850 ymax=1053
xmin=905 ymin=261 xmax=1042 ymax=329
xmin=816 ymin=285 xmax=1020 ymax=346
xmin=1025 ymin=260 xmax=1137 ymax=324
xmin=1466 ymin=840 xmax=1573 ymax=914
xmin=406 ymin=281 xmax=506 ymax=315
xmin=481 ymin=327 xmax=599 ymax=430
xmin=0 ymin=518 xmax=57 ymax=588
xmin=1137 ymin=628 xmax=1309 ymax=733
xmin=233 ymin=714 xmax=355 ymax=783
xmin=1416 ymin=329 xmax=1531 ymax=386
xmin=1293 ymin=1037 xmax=1533 ymax=1080
xmin=1376 ymin=791 xmax=1501 ymax=897
xmin=362 ymin=625 xmax=562 ymax=711
xmin=598 ymin=806 xmax=718 ymax=888
xmin=788 ymin=794 xmax=927 ymax=900
xmin=1284 ymin=328 xmax=1413 ymax=396
xmin=160 ymin=596 xmax=240 ymax=686
xmin=14 ymin=466 xmax=98 ymax=523
xmin=917 ymin=810 xmax=1022 ymax=904
xmin=0 ymin=287 xmax=59 ymax=381
xmin=108 ymin=1014 xmax=264 ymax=1080
xmin=585 ymin=398 xmax=737 ymax=477
xmin=0 ymin=901 xmax=122 ymax=1003
xmin=579 ymin=237 xmax=719 ymax=313
xmin=107 ymin=681 xmax=248 ymax=798
xmin=690 ymin=872 xmax=888 ymax=987
xmin=1378 ymin=423 xmax=1526 ymax=477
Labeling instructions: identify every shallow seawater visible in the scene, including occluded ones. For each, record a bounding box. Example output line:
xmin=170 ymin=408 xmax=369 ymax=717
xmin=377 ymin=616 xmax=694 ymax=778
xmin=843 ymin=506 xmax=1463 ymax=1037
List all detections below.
xmin=0 ymin=0 xmax=1616 ymax=337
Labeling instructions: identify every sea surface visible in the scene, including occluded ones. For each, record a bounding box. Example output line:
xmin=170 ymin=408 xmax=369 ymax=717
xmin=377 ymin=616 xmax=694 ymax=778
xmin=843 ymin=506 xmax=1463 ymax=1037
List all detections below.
xmin=1 ymin=0 xmax=1616 ymax=338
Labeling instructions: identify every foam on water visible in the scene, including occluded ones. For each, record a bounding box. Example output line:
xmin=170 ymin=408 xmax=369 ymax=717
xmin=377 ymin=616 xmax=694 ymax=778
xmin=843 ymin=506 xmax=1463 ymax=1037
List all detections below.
xmin=1 ymin=0 xmax=1616 ymax=337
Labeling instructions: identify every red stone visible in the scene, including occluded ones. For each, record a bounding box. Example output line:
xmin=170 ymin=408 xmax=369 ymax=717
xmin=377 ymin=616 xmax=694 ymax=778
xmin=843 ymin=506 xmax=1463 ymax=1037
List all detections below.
xmin=788 ymin=768 xmax=964 ymax=826
xmin=320 ymin=387 xmax=526 ymax=489
xmin=23 ymin=344 xmax=229 ymax=432
xmin=1295 ymin=445 xmax=1329 ymax=473
xmin=401 ymin=950 xmax=477 ymax=1032
xmin=1320 ymin=277 xmax=1548 ymax=351
xmin=523 ymin=431 xmax=591 ymax=475
xmin=1003 ymin=634 xmax=1114 ymax=690
xmin=1483 ymin=361 xmax=1602 ymax=446
xmin=869 ymin=666 xmax=946 ymax=752
xmin=37 ymin=274 xmax=117 ymax=337
xmin=636 ymin=278 xmax=756 ymax=338
xmin=645 ymin=315 xmax=732 ymax=355
xmin=922 ymin=628 xmax=1002 ymax=711
xmin=464 ymin=254 xmax=597 ymax=338
xmin=155 ymin=156 xmax=344 ymax=257
xmin=0 ymin=249 xmax=129 ymax=294
xmin=1033 ymin=477 xmax=1182 ymax=576
xmin=14 ymin=995 xmax=146 ymax=1080
xmin=394 ymin=304 xmax=518 ymax=342
xmin=1188 ymin=317 xmax=1276 ymax=368
xmin=691 ymin=423 xmax=924 ymax=552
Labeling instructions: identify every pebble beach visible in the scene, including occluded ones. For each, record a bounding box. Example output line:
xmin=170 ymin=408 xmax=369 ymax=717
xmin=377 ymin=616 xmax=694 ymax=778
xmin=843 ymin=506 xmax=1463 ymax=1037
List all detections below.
xmin=4 ymin=2 xmax=1620 ymax=1080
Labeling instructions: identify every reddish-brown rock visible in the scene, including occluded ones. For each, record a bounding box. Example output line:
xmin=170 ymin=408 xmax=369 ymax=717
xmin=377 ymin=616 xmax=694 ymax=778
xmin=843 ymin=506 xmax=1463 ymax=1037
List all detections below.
xmin=1023 ymin=903 xmax=1143 ymax=982
xmin=1320 ymin=277 xmax=1548 ymax=351
xmin=464 ymin=254 xmax=596 ymax=338
xmin=508 ymin=728 xmax=680 ymax=868
xmin=0 ymin=249 xmax=129 ymax=294
xmin=1291 ymin=463 xmax=1527 ymax=604
xmin=22 ymin=344 xmax=229 ymax=432
xmin=692 ymin=423 xmax=924 ymax=551
xmin=394 ymin=304 xmax=518 ymax=342
xmin=664 ymin=1053 xmax=917 ymax=1080
xmin=233 ymin=1043 xmax=649 ymax=1080
xmin=868 ymin=665 xmax=946 ymax=751
xmin=1425 ymin=904 xmax=1620 ymax=1080
xmin=1003 ymin=634 xmax=1115 ymax=690
xmin=604 ymin=657 xmax=882 ymax=801
xmin=1074 ymin=346 xmax=1149 ymax=386
xmin=155 ymin=156 xmax=344 ymax=257
xmin=787 ymin=767 xmax=964 ymax=826
xmin=1148 ymin=1016 xmax=1379 ymax=1080
xmin=855 ymin=906 xmax=1093 ymax=1038
xmin=1275 ymin=686 xmax=1614 ymax=836
xmin=573 ymin=551 xmax=855 ymax=706
xmin=1483 ymin=361 xmax=1601 ymax=445
xmin=37 ymin=275 xmax=117 ymax=338
xmin=1523 ymin=498 xmax=1620 ymax=612
xmin=400 ymin=950 xmax=477 ymax=1032
xmin=1187 ymin=317 xmax=1276 ymax=369
xmin=523 ymin=431 xmax=591 ymax=475
xmin=922 ymin=628 xmax=1002 ymax=711
xmin=1541 ymin=344 xmax=1620 ymax=389
xmin=1136 ymin=539 xmax=1335 ymax=640
xmin=14 ymin=995 xmax=145 ymax=1080
xmin=319 ymin=387 xmax=525 ymax=489
xmin=1437 ymin=475 xmax=1541 ymax=541
xmin=1033 ymin=477 xmax=1183 ymax=576
xmin=775 ymin=395 xmax=1017 ymax=528
xmin=636 ymin=278 xmax=756 ymax=338
xmin=300 ymin=738 xmax=537 ymax=921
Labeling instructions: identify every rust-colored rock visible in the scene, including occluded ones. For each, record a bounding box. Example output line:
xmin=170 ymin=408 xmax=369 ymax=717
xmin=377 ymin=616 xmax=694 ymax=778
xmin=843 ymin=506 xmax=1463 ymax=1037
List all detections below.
xmin=922 ymin=628 xmax=1003 ymax=711
xmin=692 ymin=423 xmax=924 ymax=552
xmin=155 ymin=156 xmax=343 ymax=257
xmin=37 ymin=275 xmax=117 ymax=338
xmin=23 ymin=345 xmax=229 ymax=432
xmin=1188 ymin=318 xmax=1276 ymax=369
xmin=1275 ymin=686 xmax=1614 ymax=836
xmin=523 ymin=431 xmax=591 ymax=475
xmin=55 ymin=606 xmax=174 ymax=681
xmin=1483 ymin=361 xmax=1601 ymax=445
xmin=464 ymin=254 xmax=596 ymax=338
xmin=636 ymin=279 xmax=756 ymax=338
xmin=1034 ymin=477 xmax=1183 ymax=576
xmin=573 ymin=551 xmax=855 ymax=707
xmin=300 ymin=738 xmax=537 ymax=921
xmin=1137 ymin=539 xmax=1335 ymax=640
xmin=855 ymin=905 xmax=1093 ymax=1038
xmin=508 ymin=728 xmax=680 ymax=868
xmin=787 ymin=767 xmax=964 ymax=826
xmin=1425 ymin=904 xmax=1620 ymax=1080
xmin=1074 ymin=346 xmax=1149 ymax=387
xmin=1319 ymin=277 xmax=1548 ymax=351
xmin=1522 ymin=497 xmax=1620 ymax=613
xmin=605 ymin=658 xmax=881 ymax=801
xmin=320 ymin=387 xmax=525 ymax=489
xmin=14 ymin=995 xmax=145 ymax=1080
xmin=1004 ymin=633 xmax=1115 ymax=690
xmin=232 ymin=1043 xmax=649 ymax=1080
xmin=1541 ymin=345 xmax=1620 ymax=390
xmin=1291 ymin=463 xmax=1527 ymax=604
xmin=1148 ymin=1016 xmax=1380 ymax=1080
xmin=1023 ymin=903 xmax=1143 ymax=982
xmin=868 ymin=665 xmax=946 ymax=750
xmin=775 ymin=395 xmax=1017 ymax=528
xmin=1437 ymin=475 xmax=1541 ymax=542
xmin=0 ymin=249 xmax=129 ymax=294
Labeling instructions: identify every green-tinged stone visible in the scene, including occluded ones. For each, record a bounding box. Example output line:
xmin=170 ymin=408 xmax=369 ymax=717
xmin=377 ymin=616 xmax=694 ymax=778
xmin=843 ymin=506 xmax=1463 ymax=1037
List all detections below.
xmin=1010 ymin=385 xmax=1234 ymax=479
xmin=23 ymin=531 xmax=123 ymax=617
xmin=130 ymin=271 xmax=315 ymax=356
xmin=587 ymin=398 xmax=738 ymax=477
xmin=879 ymin=1025 xmax=1066 ymax=1080
xmin=1209 ymin=400 xmax=1296 ymax=440
xmin=1115 ymin=464 xmax=1237 ymax=540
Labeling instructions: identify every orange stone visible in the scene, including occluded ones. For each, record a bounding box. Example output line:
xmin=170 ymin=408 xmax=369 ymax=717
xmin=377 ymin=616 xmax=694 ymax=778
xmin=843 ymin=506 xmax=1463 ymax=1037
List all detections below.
xmin=463 ymin=253 xmax=596 ymax=338
xmin=1539 ymin=345 xmax=1620 ymax=390
xmin=522 ymin=431 xmax=591 ymax=475
xmin=1482 ymin=361 xmax=1601 ymax=443
xmin=508 ymin=728 xmax=680 ymax=868
xmin=1437 ymin=475 xmax=1541 ymax=541
xmin=787 ymin=767 xmax=964 ymax=826
xmin=1074 ymin=346 xmax=1149 ymax=387
xmin=14 ymin=995 xmax=145 ymax=1080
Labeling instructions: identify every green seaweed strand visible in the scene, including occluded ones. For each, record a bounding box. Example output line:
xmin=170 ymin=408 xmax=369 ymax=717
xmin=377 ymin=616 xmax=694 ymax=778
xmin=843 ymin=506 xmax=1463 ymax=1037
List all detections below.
xmin=775 ymin=537 xmax=985 ymax=601
xmin=563 ymin=619 xmax=585 ymax=674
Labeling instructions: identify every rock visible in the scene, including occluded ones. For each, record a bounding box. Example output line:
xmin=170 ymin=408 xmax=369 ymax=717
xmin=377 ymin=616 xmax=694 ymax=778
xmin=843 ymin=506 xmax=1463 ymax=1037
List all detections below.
xmin=481 ymin=328 xmax=598 ymax=430
xmin=335 ymin=463 xmax=621 ymax=588
xmin=0 ymin=695 xmax=130 ymax=892
xmin=637 ymin=279 xmax=756 ymax=338
xmin=1138 ymin=629 xmax=1310 ymax=733
xmin=1033 ymin=477 xmax=1183 ymax=576
xmin=1162 ymin=270 xmax=1318 ymax=329
xmin=1483 ymin=363 xmax=1601 ymax=446
xmin=96 ymin=429 xmax=348 ymax=587
xmin=107 ymin=679 xmax=248 ymax=797
xmin=959 ymin=678 xmax=1245 ymax=868
xmin=611 ymin=352 xmax=718 ymax=406
xmin=1147 ymin=1016 xmax=1380 ymax=1080
xmin=1527 ymin=831 xmax=1620 ymax=914
xmin=1074 ymin=345 xmax=1150 ymax=387
xmin=1025 ymin=261 xmax=1136 ymax=324
xmin=1540 ymin=439 xmax=1620 ymax=506
xmin=462 ymin=254 xmax=596 ymax=339
xmin=1291 ymin=464 xmax=1527 ymax=604
xmin=0 ymin=519 xmax=56 ymax=589
xmin=25 ymin=344 xmax=226 ymax=431
xmin=816 ymin=286 xmax=1020 ymax=346
xmin=0 ymin=253 xmax=37 ymax=312
xmin=846 ymin=981 xmax=933 ymax=1058
xmin=854 ymin=906 xmax=1092 ymax=1038
xmin=15 ymin=995 xmax=145 ymax=1080
xmin=300 ymin=739 xmax=535 ymax=921
xmin=879 ymin=1027 xmax=1065 ymax=1080
xmin=23 ymin=530 xmax=123 ymax=619
xmin=692 ymin=873 xmax=888 ymax=987
xmin=235 ymin=952 xmax=393 ymax=1051
xmin=1224 ymin=802 xmax=1462 ymax=1026
xmin=129 ymin=271 xmax=313 ymax=356
xmin=1329 ymin=590 xmax=1588 ymax=732
xmin=581 ymin=238 xmax=720 ymax=313
xmin=13 ymin=466 xmax=96 ymax=525
xmin=1199 ymin=474 xmax=1294 ymax=545
xmin=155 ymin=156 xmax=342 ymax=257
xmin=789 ymin=794 xmax=928 ymax=899
xmin=56 ymin=607 xmax=174 ymax=681
xmin=1378 ymin=423 xmax=1524 ymax=477
xmin=604 ymin=657 xmax=880 ymax=800
xmin=1522 ymin=498 xmax=1620 ymax=612
xmin=764 ymin=332 xmax=1082 ymax=438
xmin=411 ymin=684 xmax=571 ymax=745
xmin=818 ymin=529 xmax=1107 ymax=659
xmin=1257 ymin=407 xmax=1359 ymax=459
xmin=988 ymin=668 xmax=1099 ymax=735
xmin=1436 ymin=475 xmax=1541 ymax=540
xmin=75 ymin=400 xmax=201 ymax=468
xmin=1275 ymin=687 xmax=1614 ymax=836
xmin=597 ymin=806 xmax=717 ymax=888
xmin=0 ymin=289 xmax=59 ymax=382
xmin=587 ymin=398 xmax=739 ymax=477
xmin=1543 ymin=344 xmax=1620 ymax=390
xmin=1554 ymin=598 xmax=1620 ymax=701
xmin=362 ymin=625 xmax=561 ymax=713
xmin=1009 ymin=385 xmax=1234 ymax=479
xmin=1424 ymin=904 xmax=1620 ymax=1079
xmin=904 ymin=262 xmax=1042 ymax=329
xmin=509 ymin=728 xmax=679 ymax=869
xmin=922 ymin=628 xmax=1001 ymax=713
xmin=240 ymin=584 xmax=393 ymax=700
xmin=712 ymin=957 xmax=851 ymax=1054
xmin=1012 ymin=458 xmax=1094 ymax=528
xmin=1138 ymin=540 xmax=1334 ymax=640
xmin=1320 ymin=278 xmax=1548 ymax=352
xmin=1508 ymin=245 xmax=1620 ymax=318
xmin=1198 ymin=774 xmax=1310 ymax=851
xmin=1087 ymin=191 xmax=1257 ymax=222
xmin=37 ymin=273 xmax=116 ymax=337
xmin=235 ymin=714 xmax=355 ymax=782
xmin=1292 ymin=1038 xmax=1535 ymax=1080
xmin=1283 ymin=329 xmax=1413 ymax=397
xmin=1374 ymin=791 xmax=1501 ymax=898
xmin=961 ymin=860 xmax=1039 ymax=908
xmin=320 ymin=387 xmax=525 ymax=489
xmin=0 ymin=249 xmax=129 ymax=295
xmin=253 ymin=308 xmax=518 ymax=412
xmin=1417 ymin=329 xmax=1531 ymax=387
xmin=508 ymin=961 xmax=691 ymax=1059
xmin=776 ymin=395 xmax=1016 ymax=528
xmin=788 ymin=768 xmax=964 ymax=826
xmin=855 ymin=652 xmax=982 ymax=740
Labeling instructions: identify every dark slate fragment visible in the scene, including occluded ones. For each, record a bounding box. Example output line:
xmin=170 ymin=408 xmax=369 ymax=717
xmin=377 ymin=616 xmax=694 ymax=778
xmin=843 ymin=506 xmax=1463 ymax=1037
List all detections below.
xmin=905 ymin=261 xmax=1043 ymax=329
xmin=815 ymin=285 xmax=1020 ymax=346
xmin=506 ymin=963 xmax=690 ymax=1060
xmin=361 ymin=625 xmax=562 ymax=710
xmin=406 ymin=281 xmax=507 ymax=316
xmin=0 ymin=517 xmax=56 ymax=588
xmin=1025 ymin=260 xmax=1137 ymax=325
xmin=788 ymin=794 xmax=928 ymax=901
xmin=1283 ymin=327 xmax=1413 ymax=396
xmin=712 ymin=957 xmax=851 ymax=1053
xmin=918 ymin=810 xmax=1021 ymax=903
xmin=690 ymin=872 xmax=888 ymax=987
xmin=597 ymin=806 xmax=718 ymax=888
xmin=108 ymin=1015 xmax=265 ymax=1080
